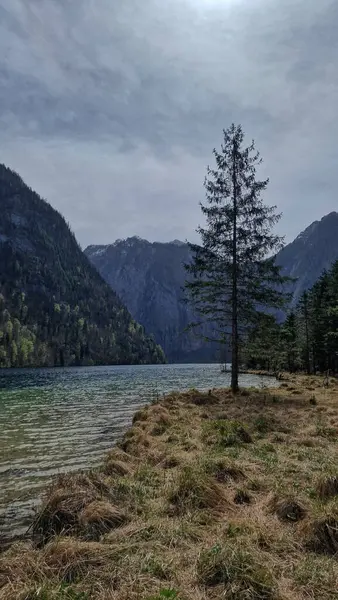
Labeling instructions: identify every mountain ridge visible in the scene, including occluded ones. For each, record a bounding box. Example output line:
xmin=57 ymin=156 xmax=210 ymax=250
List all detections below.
xmin=86 ymin=237 xmax=217 ymax=363
xmin=0 ymin=164 xmax=165 ymax=367
xmin=276 ymin=211 xmax=338 ymax=306
xmin=86 ymin=212 xmax=338 ymax=361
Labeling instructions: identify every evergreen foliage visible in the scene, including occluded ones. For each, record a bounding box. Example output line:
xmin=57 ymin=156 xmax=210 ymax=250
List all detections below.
xmin=0 ymin=164 xmax=165 ymax=367
xmin=245 ymin=260 xmax=338 ymax=374
xmin=185 ymin=124 xmax=287 ymax=391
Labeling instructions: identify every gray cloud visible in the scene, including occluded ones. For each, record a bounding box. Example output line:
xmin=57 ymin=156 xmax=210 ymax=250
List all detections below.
xmin=1 ymin=0 xmax=338 ymax=247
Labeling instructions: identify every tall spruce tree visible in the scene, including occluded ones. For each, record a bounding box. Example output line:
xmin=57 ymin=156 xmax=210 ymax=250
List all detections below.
xmin=280 ymin=312 xmax=300 ymax=372
xmin=185 ymin=124 xmax=288 ymax=393
xmin=297 ymin=291 xmax=311 ymax=374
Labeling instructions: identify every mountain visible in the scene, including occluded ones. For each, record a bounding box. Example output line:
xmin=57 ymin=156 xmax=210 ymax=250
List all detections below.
xmin=0 ymin=165 xmax=165 ymax=368
xmin=85 ymin=213 xmax=338 ymax=362
xmin=276 ymin=212 xmax=338 ymax=306
xmin=85 ymin=238 xmax=218 ymax=363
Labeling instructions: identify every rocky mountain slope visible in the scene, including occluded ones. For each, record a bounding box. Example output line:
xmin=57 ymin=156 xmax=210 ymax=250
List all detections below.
xmin=0 ymin=165 xmax=165 ymax=367
xmin=86 ymin=213 xmax=338 ymax=362
xmin=276 ymin=212 xmax=338 ymax=306
xmin=85 ymin=238 xmax=217 ymax=363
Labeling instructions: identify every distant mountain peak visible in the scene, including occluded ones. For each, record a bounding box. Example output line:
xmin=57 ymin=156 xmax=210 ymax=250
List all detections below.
xmin=113 ymin=236 xmax=150 ymax=248
xmin=294 ymin=221 xmax=319 ymax=244
xmin=86 ymin=237 xmax=188 ymax=254
xmin=276 ymin=211 xmax=338 ymax=306
xmin=292 ymin=212 xmax=338 ymax=245
xmin=320 ymin=211 xmax=338 ymax=222
xmin=169 ymin=239 xmax=186 ymax=246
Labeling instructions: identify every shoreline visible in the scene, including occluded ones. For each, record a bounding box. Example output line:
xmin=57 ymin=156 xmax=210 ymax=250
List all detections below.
xmin=1 ymin=376 xmax=338 ymax=599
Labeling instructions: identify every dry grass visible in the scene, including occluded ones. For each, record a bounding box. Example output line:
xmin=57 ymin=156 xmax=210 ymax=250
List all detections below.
xmin=197 ymin=542 xmax=277 ymax=598
xmin=2 ymin=374 xmax=338 ymax=599
xmin=316 ymin=476 xmax=338 ymax=500
xmin=168 ymin=465 xmax=231 ymax=515
xmin=267 ymin=495 xmax=307 ymax=523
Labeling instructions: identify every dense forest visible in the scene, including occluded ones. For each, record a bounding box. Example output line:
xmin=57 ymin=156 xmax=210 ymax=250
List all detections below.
xmin=245 ymin=260 xmax=338 ymax=374
xmin=0 ymin=164 xmax=165 ymax=368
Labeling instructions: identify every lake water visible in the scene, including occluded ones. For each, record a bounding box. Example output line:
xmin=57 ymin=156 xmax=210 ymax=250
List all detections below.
xmin=0 ymin=364 xmax=276 ymax=540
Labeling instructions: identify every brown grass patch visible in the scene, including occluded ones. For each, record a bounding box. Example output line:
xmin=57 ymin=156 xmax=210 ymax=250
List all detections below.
xmin=161 ymin=455 xmax=182 ymax=469
xmin=31 ymin=472 xmax=121 ymax=544
xmin=197 ymin=543 xmax=277 ymax=598
xmin=168 ymin=466 xmax=231 ymax=515
xmin=267 ymin=495 xmax=306 ymax=523
xmin=204 ymin=457 xmax=245 ymax=483
xmin=317 ymin=476 xmax=338 ymax=500
xmin=103 ymin=458 xmax=132 ymax=477
xmin=43 ymin=537 xmax=118 ymax=584
xmin=119 ymin=429 xmax=152 ymax=454
xmin=234 ymin=489 xmax=252 ymax=505
xmin=4 ymin=375 xmax=338 ymax=599
xmin=79 ymin=501 xmax=127 ymax=540
xmin=190 ymin=390 xmax=220 ymax=406
xmin=303 ymin=515 xmax=338 ymax=555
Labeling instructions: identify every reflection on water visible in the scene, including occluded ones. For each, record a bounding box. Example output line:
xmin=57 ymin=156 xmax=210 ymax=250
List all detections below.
xmin=0 ymin=364 xmax=276 ymax=538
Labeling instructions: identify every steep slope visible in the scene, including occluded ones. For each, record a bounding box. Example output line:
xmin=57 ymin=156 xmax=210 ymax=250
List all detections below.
xmin=85 ymin=238 xmax=217 ymax=363
xmin=0 ymin=165 xmax=165 ymax=367
xmin=86 ymin=213 xmax=338 ymax=362
xmin=275 ymin=212 xmax=338 ymax=306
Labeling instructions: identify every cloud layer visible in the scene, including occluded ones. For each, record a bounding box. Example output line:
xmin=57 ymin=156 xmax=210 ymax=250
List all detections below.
xmin=1 ymin=0 xmax=338 ymax=246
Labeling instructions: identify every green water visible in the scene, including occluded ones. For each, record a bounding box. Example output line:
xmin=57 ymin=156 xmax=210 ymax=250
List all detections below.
xmin=0 ymin=364 xmax=276 ymax=539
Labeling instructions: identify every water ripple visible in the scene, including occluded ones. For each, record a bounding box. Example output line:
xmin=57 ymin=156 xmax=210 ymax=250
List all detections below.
xmin=0 ymin=364 xmax=276 ymax=538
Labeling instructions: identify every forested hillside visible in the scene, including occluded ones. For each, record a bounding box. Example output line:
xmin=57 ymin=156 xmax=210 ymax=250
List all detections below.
xmin=246 ymin=259 xmax=338 ymax=374
xmin=0 ymin=165 xmax=165 ymax=367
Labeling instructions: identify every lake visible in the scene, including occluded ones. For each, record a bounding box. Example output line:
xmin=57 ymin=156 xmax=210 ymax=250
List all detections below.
xmin=0 ymin=364 xmax=277 ymax=540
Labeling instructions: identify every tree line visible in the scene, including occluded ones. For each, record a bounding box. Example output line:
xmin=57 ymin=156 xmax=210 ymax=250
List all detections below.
xmin=245 ymin=262 xmax=338 ymax=375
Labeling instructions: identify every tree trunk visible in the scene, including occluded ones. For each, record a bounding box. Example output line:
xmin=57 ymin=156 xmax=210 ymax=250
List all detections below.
xmin=303 ymin=293 xmax=311 ymax=374
xmin=231 ymin=140 xmax=239 ymax=393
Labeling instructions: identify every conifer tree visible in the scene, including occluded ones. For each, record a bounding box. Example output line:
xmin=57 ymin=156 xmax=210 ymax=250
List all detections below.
xmin=185 ymin=124 xmax=288 ymax=392
xmin=297 ymin=291 xmax=311 ymax=374
xmin=280 ymin=312 xmax=300 ymax=372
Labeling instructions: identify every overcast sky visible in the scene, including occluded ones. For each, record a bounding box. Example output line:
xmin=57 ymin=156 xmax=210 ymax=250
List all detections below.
xmin=1 ymin=0 xmax=337 ymax=248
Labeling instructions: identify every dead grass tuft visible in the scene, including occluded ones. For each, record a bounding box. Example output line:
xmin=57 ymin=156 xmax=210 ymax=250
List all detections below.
xmin=303 ymin=514 xmax=338 ymax=555
xmin=204 ymin=457 xmax=245 ymax=483
xmin=32 ymin=473 xmax=119 ymax=543
xmin=268 ymin=495 xmax=306 ymax=523
xmin=161 ymin=455 xmax=182 ymax=469
xmin=43 ymin=537 xmax=117 ymax=584
xmin=168 ymin=466 xmax=231 ymax=515
xmin=79 ymin=501 xmax=127 ymax=540
xmin=119 ymin=429 xmax=152 ymax=454
xmin=234 ymin=489 xmax=252 ymax=505
xmin=132 ymin=407 xmax=149 ymax=424
xmin=317 ymin=476 xmax=338 ymax=500
xmin=103 ymin=458 xmax=132 ymax=477
xmin=32 ymin=474 xmax=102 ymax=542
xmin=197 ymin=543 xmax=277 ymax=598
xmin=189 ymin=390 xmax=220 ymax=406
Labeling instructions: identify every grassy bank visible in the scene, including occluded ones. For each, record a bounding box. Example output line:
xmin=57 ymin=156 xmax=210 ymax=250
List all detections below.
xmin=1 ymin=376 xmax=338 ymax=599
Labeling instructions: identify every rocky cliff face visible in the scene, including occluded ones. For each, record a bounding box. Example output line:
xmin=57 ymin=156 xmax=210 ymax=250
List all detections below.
xmin=276 ymin=212 xmax=338 ymax=306
xmin=86 ymin=212 xmax=338 ymax=362
xmin=85 ymin=238 xmax=217 ymax=363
